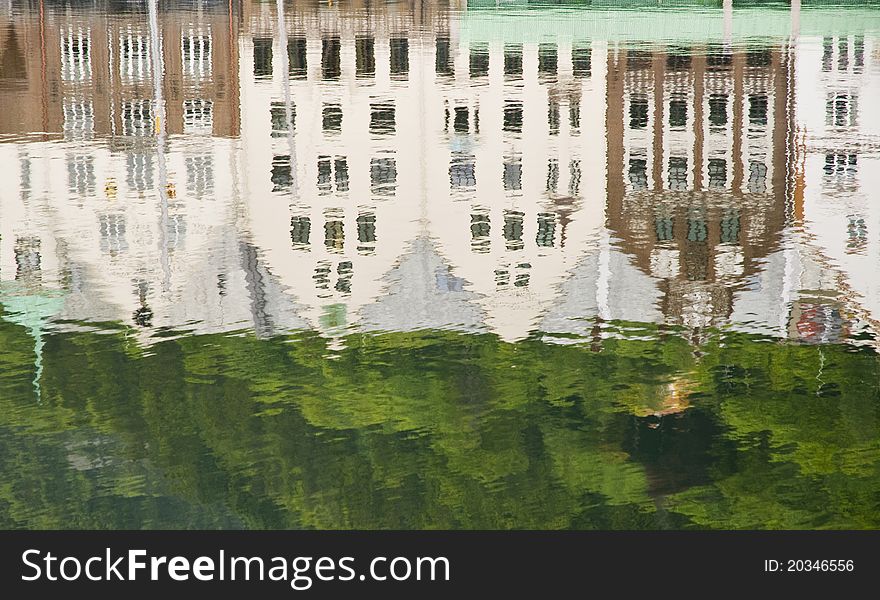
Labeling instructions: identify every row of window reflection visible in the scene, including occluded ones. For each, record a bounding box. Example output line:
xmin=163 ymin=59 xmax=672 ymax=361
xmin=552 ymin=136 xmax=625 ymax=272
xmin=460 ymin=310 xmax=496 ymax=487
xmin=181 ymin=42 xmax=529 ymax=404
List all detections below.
xmin=268 ymin=96 xmax=582 ymax=141
xmin=846 ymin=215 xmax=869 ymax=254
xmin=62 ymin=149 xmax=213 ymax=198
xmin=449 ymin=156 xmax=582 ymax=197
xmin=627 ymin=157 xmax=768 ymax=193
xmin=268 ymin=101 xmax=394 ymax=137
xmin=469 ymin=211 xmax=560 ymax=254
xmin=289 ymin=210 xmax=561 ymax=258
xmin=290 ymin=214 xmax=377 ymax=256
xmin=60 ymin=28 xmax=212 ymax=83
xmin=626 ymin=46 xmax=773 ymax=71
xmin=253 ymin=36 xmax=591 ymax=81
xmin=822 ymin=36 xmax=865 ymax=73
xmin=824 ymin=153 xmax=858 ymax=178
xmin=271 ymin=154 xmax=398 ymax=196
xmin=652 ymin=210 xmax=742 ymax=245
xmin=627 ymin=93 xmax=769 ymax=131
xmin=826 ymin=93 xmax=858 ymax=128
xmin=63 ymin=99 xmax=215 ymax=139
xmin=96 ymin=211 xmax=186 ymax=257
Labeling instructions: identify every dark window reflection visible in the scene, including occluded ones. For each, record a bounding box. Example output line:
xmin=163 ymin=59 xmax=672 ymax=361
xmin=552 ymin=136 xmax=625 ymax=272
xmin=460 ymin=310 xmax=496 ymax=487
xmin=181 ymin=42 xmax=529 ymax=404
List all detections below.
xmin=99 ymin=213 xmax=128 ymax=255
xmin=504 ymin=210 xmax=524 ymax=251
xmin=314 ymin=262 xmax=330 ymax=290
xmin=126 ymin=151 xmax=154 ymax=191
xmin=450 ymin=154 xmax=476 ymax=188
xmin=357 ymin=213 xmax=376 ymax=253
xmin=655 ymin=214 xmax=674 ymax=242
xmin=572 ymin=43 xmax=591 ymax=77
xmin=271 ymin=155 xmax=291 ymax=191
xmin=504 ymin=44 xmax=522 ymax=78
xmin=370 ymin=102 xmax=395 ymax=135
xmin=122 ymin=100 xmax=153 ymax=137
xmin=14 ymin=238 xmax=41 ymax=282
xmin=667 ymin=51 xmax=691 ymax=71
xmin=538 ymin=43 xmax=557 ymax=78
xmin=824 ymin=152 xmax=858 ymax=177
xmin=323 ymin=104 xmax=342 ymax=132
xmin=627 ymin=50 xmax=652 ymax=71
xmin=720 ymin=208 xmax=740 ymax=244
xmin=708 ymin=158 xmax=727 ymax=189
xmin=746 ymin=48 xmax=771 ymax=68
xmin=569 ymin=160 xmax=581 ymax=196
xmin=68 ymin=154 xmax=95 ymax=196
xmin=536 ymin=213 xmax=556 ymax=248
xmin=547 ymin=159 xmax=559 ymax=193
xmin=504 ymin=101 xmax=523 ymax=133
xmin=356 ymin=36 xmax=375 ymax=78
xmin=668 ymin=157 xmax=688 ymax=191
xmin=436 ymin=37 xmax=452 ymax=76
xmin=855 ymin=36 xmax=864 ymax=70
xmin=324 ymin=219 xmax=344 ymax=253
xmin=471 ymin=213 xmax=490 ymax=253
xmin=470 ymin=43 xmax=489 ymax=77
xmin=253 ymin=38 xmax=273 ymax=79
xmin=336 ymin=261 xmax=353 ymax=294
xmin=317 ymin=156 xmax=332 ymax=194
xmin=548 ymin=99 xmax=560 ymax=135
xmin=707 ymin=48 xmax=732 ymax=71
xmin=371 ymin=156 xmax=397 ymax=196
xmin=288 ymin=37 xmax=307 ymax=78
xmin=827 ymin=93 xmax=855 ymax=128
xmin=570 ymin=101 xmax=580 ymax=132
xmin=846 ymin=215 xmax=868 ymax=253
xmin=454 ymin=106 xmax=469 ymax=133
xmin=838 ymin=39 xmax=849 ymax=70
xmin=322 ymin=37 xmax=341 ymax=80
xmin=390 ymin=37 xmax=409 ymax=78
xmin=629 ymin=94 xmax=648 ymax=129
xmin=335 ymin=157 xmax=349 ymax=193
xmin=291 ymin=216 xmax=311 ymax=249
xmin=708 ymin=94 xmax=727 ymax=127
xmin=185 ymin=154 xmax=213 ymax=198
xmin=515 ymin=263 xmax=531 ymax=288
xmin=629 ymin=158 xmax=648 ymax=190
xmin=822 ymin=37 xmax=833 ymax=71
xmin=749 ymin=94 xmax=768 ymax=126
xmin=748 ymin=161 xmax=767 ymax=193
xmin=503 ymin=160 xmax=522 ymax=192
xmin=270 ymin=101 xmax=294 ymax=137
xmin=669 ymin=97 xmax=687 ymax=128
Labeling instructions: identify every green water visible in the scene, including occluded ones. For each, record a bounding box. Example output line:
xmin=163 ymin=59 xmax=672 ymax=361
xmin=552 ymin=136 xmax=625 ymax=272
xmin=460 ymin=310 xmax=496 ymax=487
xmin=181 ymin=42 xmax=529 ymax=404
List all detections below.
xmin=1 ymin=315 xmax=878 ymax=529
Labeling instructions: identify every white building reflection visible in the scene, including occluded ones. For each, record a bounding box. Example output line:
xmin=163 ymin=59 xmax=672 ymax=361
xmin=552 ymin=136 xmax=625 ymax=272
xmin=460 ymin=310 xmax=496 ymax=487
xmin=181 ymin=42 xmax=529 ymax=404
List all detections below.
xmin=0 ymin=1 xmax=878 ymax=347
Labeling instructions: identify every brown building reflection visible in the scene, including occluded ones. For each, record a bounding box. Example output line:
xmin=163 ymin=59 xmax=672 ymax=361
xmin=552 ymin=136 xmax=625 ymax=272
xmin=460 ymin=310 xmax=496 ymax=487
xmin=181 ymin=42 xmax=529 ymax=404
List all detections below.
xmin=605 ymin=44 xmax=793 ymax=329
xmin=0 ymin=0 xmax=240 ymax=140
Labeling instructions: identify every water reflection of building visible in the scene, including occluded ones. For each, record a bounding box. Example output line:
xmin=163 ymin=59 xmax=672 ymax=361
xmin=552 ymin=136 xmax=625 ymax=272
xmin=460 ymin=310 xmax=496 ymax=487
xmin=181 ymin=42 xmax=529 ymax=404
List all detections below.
xmin=2 ymin=1 xmax=879 ymax=347
xmin=0 ymin=2 xmax=261 ymax=339
xmin=796 ymin=32 xmax=880 ymax=336
xmin=0 ymin=1 xmax=239 ymax=139
xmin=604 ymin=44 xmax=792 ymax=331
xmin=238 ymin=0 xmax=604 ymax=339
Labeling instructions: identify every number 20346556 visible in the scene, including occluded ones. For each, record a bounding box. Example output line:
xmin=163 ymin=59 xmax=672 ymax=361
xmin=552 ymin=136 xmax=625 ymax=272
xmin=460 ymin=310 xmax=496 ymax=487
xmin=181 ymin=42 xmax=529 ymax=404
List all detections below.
xmin=764 ymin=559 xmax=854 ymax=573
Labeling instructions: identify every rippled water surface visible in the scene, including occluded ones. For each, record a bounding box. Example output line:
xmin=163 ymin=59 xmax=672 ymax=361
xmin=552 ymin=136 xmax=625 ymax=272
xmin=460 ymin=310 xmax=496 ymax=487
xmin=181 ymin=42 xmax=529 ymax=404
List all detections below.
xmin=1 ymin=0 xmax=879 ymax=529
